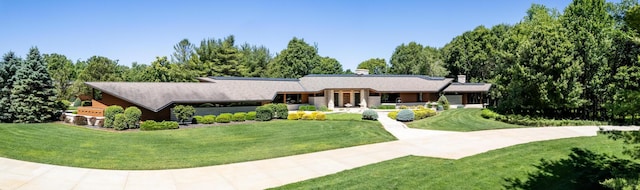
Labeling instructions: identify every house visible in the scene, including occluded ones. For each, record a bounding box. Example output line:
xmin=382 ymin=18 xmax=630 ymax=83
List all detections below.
xmin=78 ymin=72 xmax=491 ymax=121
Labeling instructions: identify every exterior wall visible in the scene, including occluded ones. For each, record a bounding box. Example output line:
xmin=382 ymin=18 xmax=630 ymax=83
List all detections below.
xmin=368 ymin=96 xmax=381 ymax=108
xmin=422 ymin=93 xmax=439 ymax=102
xmin=399 ymin=93 xmax=418 ymax=102
xmin=309 ymin=96 xmax=326 ymax=109
xmin=301 ymin=94 xmax=309 ymax=104
xmin=95 ymin=93 xmax=170 ymax=121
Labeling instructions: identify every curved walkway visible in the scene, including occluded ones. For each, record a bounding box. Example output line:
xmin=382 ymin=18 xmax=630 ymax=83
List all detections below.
xmin=1 ymin=112 xmax=632 ymax=190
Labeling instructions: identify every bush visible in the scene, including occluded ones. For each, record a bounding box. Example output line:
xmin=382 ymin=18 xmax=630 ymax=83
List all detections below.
xmin=399 ymin=105 xmax=408 ymax=109
xmin=296 ymin=111 xmax=306 ymax=119
xmin=192 ymin=116 xmax=203 ymax=124
xmin=255 ymin=106 xmax=273 ymax=121
xmin=362 ymin=109 xmax=378 ymax=120
xmin=388 ymin=111 xmax=398 ymax=120
xmin=140 ymin=120 xmax=179 ymax=131
xmin=232 ymin=112 xmax=246 ymax=122
xmin=298 ymin=105 xmax=307 ymax=111
xmin=287 ymin=113 xmax=299 ymax=120
xmin=396 ymin=109 xmax=415 ymax=122
xmin=276 ymin=104 xmax=289 ymax=119
xmin=414 ymin=110 xmax=427 ymax=120
xmin=173 ymin=105 xmax=195 ymax=124
xmin=73 ymin=115 xmax=87 ymax=125
xmin=263 ymin=104 xmax=278 ymax=117
xmin=124 ymin=106 xmax=142 ymax=129
xmin=113 ymin=113 xmax=127 ymax=130
xmin=104 ymin=105 xmax=124 ymax=128
xmin=89 ymin=117 xmax=96 ymax=126
xmin=216 ymin=113 xmax=232 ymax=123
xmin=378 ymin=105 xmax=396 ymax=109
xmin=201 ymin=115 xmax=216 ymax=124
xmin=199 ymin=103 xmax=214 ymax=107
xmin=438 ymin=95 xmax=450 ymax=110
xmin=72 ymin=98 xmax=82 ymax=107
xmin=481 ymin=109 xmax=500 ymax=119
xmin=315 ymin=111 xmax=326 ymax=120
xmin=72 ymin=110 xmax=78 ymax=114
xmin=318 ymin=105 xmax=329 ymax=111
xmin=60 ymin=100 xmax=71 ymax=107
xmin=302 ymin=113 xmax=314 ymax=120
xmin=246 ymin=111 xmax=256 ymax=120
xmin=307 ymin=105 xmax=316 ymax=111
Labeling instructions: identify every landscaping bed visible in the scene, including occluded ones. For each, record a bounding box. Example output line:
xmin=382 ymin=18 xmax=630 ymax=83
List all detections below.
xmin=407 ymin=108 xmax=525 ymax=131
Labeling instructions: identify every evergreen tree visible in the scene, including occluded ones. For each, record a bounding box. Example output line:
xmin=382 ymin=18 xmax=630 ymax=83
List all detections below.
xmin=9 ymin=47 xmax=57 ymax=123
xmin=239 ymin=43 xmax=272 ymax=77
xmin=0 ymin=52 xmax=21 ymax=122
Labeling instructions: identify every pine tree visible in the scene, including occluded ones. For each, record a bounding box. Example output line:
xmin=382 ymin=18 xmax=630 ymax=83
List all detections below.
xmin=9 ymin=47 xmax=57 ymax=123
xmin=0 ymin=52 xmax=21 ymax=122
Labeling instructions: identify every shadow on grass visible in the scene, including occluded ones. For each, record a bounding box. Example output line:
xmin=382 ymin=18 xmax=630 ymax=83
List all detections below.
xmin=504 ymin=148 xmax=640 ymax=190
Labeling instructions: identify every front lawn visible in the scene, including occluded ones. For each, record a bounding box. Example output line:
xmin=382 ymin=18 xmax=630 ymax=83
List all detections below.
xmin=0 ymin=120 xmax=395 ymax=170
xmin=274 ymin=135 xmax=628 ymax=189
xmin=325 ymin=113 xmax=362 ymax=121
xmin=407 ymin=108 xmax=524 ymax=131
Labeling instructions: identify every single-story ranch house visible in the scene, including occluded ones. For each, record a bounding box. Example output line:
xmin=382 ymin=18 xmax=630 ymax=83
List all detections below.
xmin=78 ymin=71 xmax=491 ymax=121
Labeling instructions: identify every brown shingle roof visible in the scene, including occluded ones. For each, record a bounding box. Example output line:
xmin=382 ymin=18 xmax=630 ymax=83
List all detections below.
xmin=299 ymin=75 xmax=453 ymax=92
xmin=443 ymin=83 xmax=492 ymax=92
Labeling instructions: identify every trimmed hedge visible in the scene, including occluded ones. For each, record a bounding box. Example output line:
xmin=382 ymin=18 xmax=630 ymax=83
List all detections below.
xmin=396 ymin=109 xmax=415 ymax=122
xmin=246 ymin=111 xmax=256 ymax=120
xmin=192 ymin=116 xmax=203 ymax=124
xmin=362 ymin=109 xmax=378 ymax=120
xmin=287 ymin=113 xmax=300 ymax=120
xmin=201 ymin=115 xmax=216 ymax=124
xmin=113 ymin=113 xmax=127 ymax=130
xmin=232 ymin=112 xmax=246 ymax=122
xmin=414 ymin=109 xmax=436 ymax=120
xmin=296 ymin=111 xmax=305 ymax=119
xmin=275 ymin=104 xmax=289 ymax=119
xmin=104 ymin=105 xmax=124 ymax=128
xmin=256 ymin=106 xmax=273 ymax=121
xmin=302 ymin=113 xmax=314 ymax=120
xmin=216 ymin=113 xmax=232 ymax=123
xmin=140 ymin=121 xmax=179 ymax=131
xmin=315 ymin=111 xmax=326 ymax=120
xmin=318 ymin=105 xmax=329 ymax=111
xmin=481 ymin=109 xmax=607 ymax=127
xmin=378 ymin=105 xmax=396 ymax=109
xmin=299 ymin=105 xmax=317 ymax=111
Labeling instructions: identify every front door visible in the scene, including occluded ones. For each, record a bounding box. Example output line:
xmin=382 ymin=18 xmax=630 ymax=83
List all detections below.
xmin=343 ymin=93 xmax=351 ymax=105
xmin=355 ymin=93 xmax=361 ymax=106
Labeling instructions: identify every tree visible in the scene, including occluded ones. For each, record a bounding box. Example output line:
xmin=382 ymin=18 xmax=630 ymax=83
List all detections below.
xmin=311 ymin=56 xmax=343 ymax=74
xmin=9 ymin=47 xmax=57 ymax=123
xmin=443 ymin=25 xmax=508 ymax=82
xmin=390 ymin=42 xmax=425 ymax=74
xmin=193 ymin=35 xmax=243 ymax=77
xmin=420 ymin=47 xmax=449 ymax=77
xmin=74 ymin=56 xmax=122 ymax=96
xmin=44 ymin=53 xmax=75 ymax=101
xmin=357 ymin=58 xmax=388 ymax=74
xmin=0 ymin=52 xmax=21 ymax=122
xmin=171 ymin=38 xmax=194 ymax=64
xmin=626 ymin=5 xmax=640 ymax=32
xmin=267 ymin=37 xmax=321 ymax=78
xmin=239 ymin=43 xmax=272 ymax=77
xmin=173 ymin=105 xmax=195 ymax=124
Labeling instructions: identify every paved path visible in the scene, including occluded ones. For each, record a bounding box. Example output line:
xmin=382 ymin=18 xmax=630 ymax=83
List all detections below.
xmin=1 ymin=112 xmax=633 ymax=190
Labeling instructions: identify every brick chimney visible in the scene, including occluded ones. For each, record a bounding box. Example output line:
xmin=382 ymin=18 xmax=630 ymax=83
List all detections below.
xmin=457 ymin=75 xmax=466 ymax=83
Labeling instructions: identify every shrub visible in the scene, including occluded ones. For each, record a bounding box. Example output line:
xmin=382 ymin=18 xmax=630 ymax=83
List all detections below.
xmin=416 ymin=105 xmax=426 ymax=110
xmin=318 ymin=105 xmax=329 ymax=111
xmin=307 ymin=105 xmax=316 ymax=111
xmin=216 ymin=113 xmax=232 ymax=123
xmin=296 ymin=111 xmax=306 ymax=118
xmin=72 ymin=110 xmax=78 ymax=114
xmin=396 ymin=109 xmax=415 ymax=122
xmin=438 ymin=95 xmax=450 ymax=110
xmin=192 ymin=116 xmax=203 ymax=124
xmin=276 ymin=104 xmax=289 ymax=119
xmin=298 ymin=105 xmax=307 ymax=111
xmin=72 ymin=98 xmax=82 ymax=107
xmin=255 ymin=106 xmax=273 ymax=121
xmin=302 ymin=113 xmax=314 ymax=120
xmin=140 ymin=120 xmax=179 ymax=131
xmin=199 ymin=103 xmax=214 ymax=107
xmin=246 ymin=111 xmax=256 ymax=120
xmin=60 ymin=100 xmax=71 ymax=107
xmin=424 ymin=109 xmax=436 ymax=117
xmin=481 ymin=109 xmax=500 ymax=119
xmin=73 ymin=115 xmax=87 ymax=125
xmin=287 ymin=113 xmax=300 ymax=120
xmin=399 ymin=105 xmax=408 ymax=109
xmin=263 ymin=104 xmax=278 ymax=117
xmin=201 ymin=115 xmax=216 ymax=124
xmin=378 ymin=105 xmax=396 ymax=109
xmin=124 ymin=106 xmax=142 ymax=129
xmin=89 ymin=117 xmax=96 ymax=126
xmin=362 ymin=109 xmax=378 ymax=120
xmin=315 ymin=111 xmax=326 ymax=120
xmin=232 ymin=112 xmax=246 ymax=122
xmin=388 ymin=111 xmax=398 ymax=120
xmin=173 ymin=105 xmax=195 ymax=124
xmin=414 ymin=110 xmax=427 ymax=120
xmin=104 ymin=105 xmax=124 ymax=128
xmin=113 ymin=113 xmax=127 ymax=130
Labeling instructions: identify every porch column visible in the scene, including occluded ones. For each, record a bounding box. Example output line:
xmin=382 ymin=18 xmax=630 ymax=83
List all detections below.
xmin=360 ymin=89 xmax=367 ymax=108
xmin=283 ymin=93 xmax=287 ymax=103
xmin=350 ymin=91 xmax=355 ymax=106
xmin=338 ymin=91 xmax=343 ymax=106
xmin=328 ymin=90 xmax=335 ymax=110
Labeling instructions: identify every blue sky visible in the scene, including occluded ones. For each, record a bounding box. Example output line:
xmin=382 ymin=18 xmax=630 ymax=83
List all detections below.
xmin=1 ymin=0 xmax=579 ymax=70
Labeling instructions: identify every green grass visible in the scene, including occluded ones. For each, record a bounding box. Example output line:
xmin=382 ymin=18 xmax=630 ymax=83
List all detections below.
xmin=407 ymin=108 xmax=525 ymax=131
xmin=274 ymin=135 xmax=629 ymax=190
xmin=325 ymin=113 xmax=362 ymax=121
xmin=0 ymin=120 xmax=395 ymax=170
